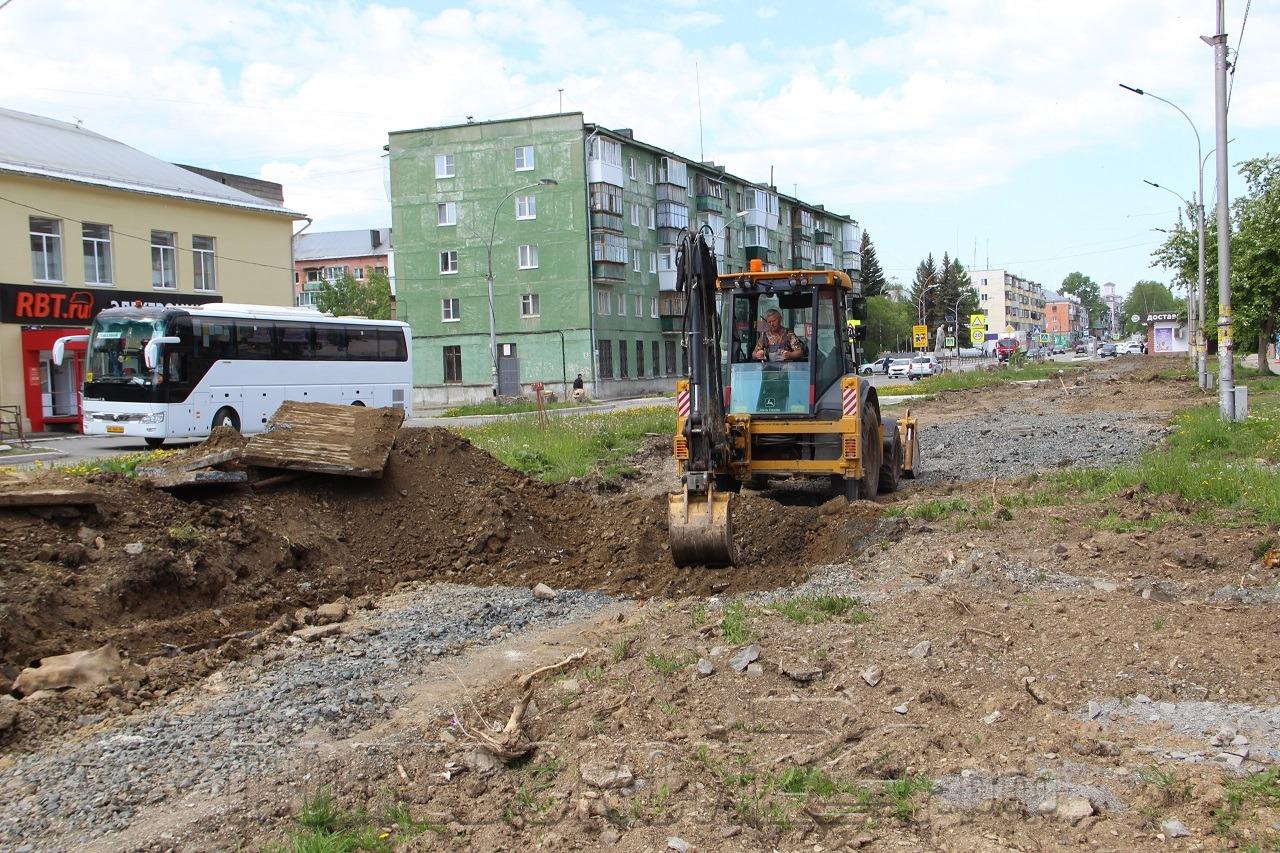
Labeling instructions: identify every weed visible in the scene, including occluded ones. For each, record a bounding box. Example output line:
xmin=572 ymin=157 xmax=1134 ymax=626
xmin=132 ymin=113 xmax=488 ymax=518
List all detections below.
xmin=166 ymin=523 xmax=204 ymax=544
xmin=657 ymin=700 xmax=678 ymax=715
xmin=1153 ymin=616 xmax=1166 ymax=630
xmin=908 ymin=498 xmax=971 ymax=521
xmin=581 ymin=665 xmax=605 ymax=683
xmin=382 ymin=802 xmax=446 ymax=836
xmin=1137 ymin=765 xmax=1191 ymax=804
xmin=690 ymin=603 xmax=709 ymax=627
xmin=694 ymin=744 xmax=712 ymax=765
xmin=721 ymin=601 xmax=752 ymax=644
xmin=884 ymin=774 xmax=933 ymax=822
xmin=774 ymin=766 xmax=852 ymax=797
xmin=273 ymin=788 xmax=393 ymax=853
xmin=644 ymin=651 xmax=692 ymax=676
xmin=609 ymin=635 xmax=637 ymax=663
xmin=773 ymin=594 xmax=871 ymax=626
xmin=57 ymin=448 xmax=171 ymax=478
xmin=1254 ymin=536 xmax=1277 ymax=561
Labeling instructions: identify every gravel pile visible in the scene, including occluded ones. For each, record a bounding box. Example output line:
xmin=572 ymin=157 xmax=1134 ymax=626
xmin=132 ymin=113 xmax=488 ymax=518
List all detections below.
xmin=916 ymin=414 xmax=1169 ymax=483
xmin=0 ymin=583 xmax=612 ymax=851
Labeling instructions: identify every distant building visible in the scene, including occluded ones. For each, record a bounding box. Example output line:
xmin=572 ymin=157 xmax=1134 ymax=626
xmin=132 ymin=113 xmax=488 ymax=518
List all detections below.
xmin=970 ymin=268 xmax=1046 ymax=336
xmin=1101 ymin=281 xmax=1121 ymax=336
xmin=1144 ymin=311 xmax=1188 ymax=353
xmin=1044 ymin=292 xmax=1083 ymax=343
xmin=293 ymin=228 xmax=392 ymax=308
xmin=0 ymin=108 xmax=302 ymax=433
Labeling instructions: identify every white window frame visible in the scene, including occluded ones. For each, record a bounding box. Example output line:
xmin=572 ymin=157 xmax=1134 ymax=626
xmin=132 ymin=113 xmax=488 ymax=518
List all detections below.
xmin=646 ymin=163 xmax=654 ymax=183
xmin=628 ymin=156 xmax=637 ymax=180
xmin=30 ymin=217 xmax=63 ymax=283
xmin=515 ymin=195 xmax=536 ymax=220
xmin=596 ymin=290 xmax=611 ymax=315
xmin=630 ymin=203 xmax=641 ymax=227
xmin=650 ymin=296 xmax=659 ymax=319
xmin=437 ymin=202 xmax=456 ymax=226
xmin=353 ymin=266 xmax=365 ymax=280
xmin=514 ymin=145 xmax=534 ymax=171
xmin=634 ymin=295 xmax=643 ymax=317
xmin=632 ymin=251 xmax=640 ymax=273
xmin=151 ymin=230 xmax=177 ymax=290
xmin=323 ymin=265 xmax=346 ymax=281
xmin=442 ymin=297 xmax=460 ymax=322
xmin=648 ymin=207 xmax=656 ymax=230
xmin=617 ymin=295 xmax=627 ymax=316
xmin=440 ymin=250 xmax=458 ymax=274
xmin=517 ymin=244 xmax=539 ymax=269
xmin=82 ymin=222 xmax=112 ymax=286
xmin=649 ymin=252 xmax=657 ymax=274
xmin=192 ymin=235 xmax=216 ymax=292
xmin=520 ymin=292 xmax=540 ymax=318
xmin=435 ymin=153 xmax=455 ymax=178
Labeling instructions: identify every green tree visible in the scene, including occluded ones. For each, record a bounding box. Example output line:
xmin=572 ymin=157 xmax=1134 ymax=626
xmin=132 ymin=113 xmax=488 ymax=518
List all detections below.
xmin=316 ymin=268 xmax=393 ymax=320
xmin=859 ymin=230 xmax=886 ymax=297
xmin=908 ymin=254 xmax=939 ymax=334
xmin=1152 ymin=204 xmax=1219 ymax=347
xmin=1060 ymin=272 xmax=1107 ymax=335
xmin=863 ymin=295 xmax=915 ymax=357
xmin=1120 ymin=281 xmax=1182 ymax=335
xmin=1231 ymin=155 xmax=1280 ymax=375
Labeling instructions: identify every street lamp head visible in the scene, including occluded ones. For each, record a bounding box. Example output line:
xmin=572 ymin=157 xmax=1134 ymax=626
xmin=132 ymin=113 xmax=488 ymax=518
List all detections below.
xmin=1143 ymin=179 xmax=1160 ymax=189
xmin=538 ymin=178 xmax=559 ymax=186
xmin=1118 ymin=83 xmax=1144 ymax=96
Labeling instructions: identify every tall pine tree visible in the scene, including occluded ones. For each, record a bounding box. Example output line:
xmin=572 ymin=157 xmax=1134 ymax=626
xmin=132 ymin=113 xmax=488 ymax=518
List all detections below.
xmin=859 ymin=230 xmax=886 ymax=297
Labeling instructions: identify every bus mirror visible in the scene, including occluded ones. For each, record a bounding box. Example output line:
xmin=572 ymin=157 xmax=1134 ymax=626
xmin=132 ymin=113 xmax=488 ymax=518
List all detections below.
xmin=144 ymin=336 xmax=181 ymax=370
xmin=52 ymin=335 xmax=89 ymax=366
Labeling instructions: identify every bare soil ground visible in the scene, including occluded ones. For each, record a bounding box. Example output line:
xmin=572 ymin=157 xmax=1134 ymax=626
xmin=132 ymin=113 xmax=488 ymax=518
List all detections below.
xmin=4 ymin=359 xmax=1279 ymax=851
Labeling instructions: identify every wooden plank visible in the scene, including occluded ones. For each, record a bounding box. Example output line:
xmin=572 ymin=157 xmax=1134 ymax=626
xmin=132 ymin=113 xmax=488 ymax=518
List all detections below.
xmin=0 ymin=488 xmax=105 ymax=508
xmin=142 ymin=469 xmax=250 ymax=490
xmin=135 ymin=447 xmax=242 ymax=480
xmin=240 ymin=401 xmax=404 ymax=478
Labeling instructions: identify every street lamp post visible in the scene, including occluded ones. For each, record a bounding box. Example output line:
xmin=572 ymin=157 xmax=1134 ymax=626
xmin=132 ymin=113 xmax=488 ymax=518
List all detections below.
xmin=1143 ymin=179 xmax=1200 ymax=367
xmin=916 ymin=281 xmax=939 ymax=351
xmin=486 ymin=178 xmax=558 ymax=398
xmin=1120 ymin=83 xmax=1207 ymax=390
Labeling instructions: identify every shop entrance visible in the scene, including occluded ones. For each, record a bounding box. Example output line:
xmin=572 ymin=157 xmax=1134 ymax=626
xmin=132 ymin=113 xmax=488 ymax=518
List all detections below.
xmin=21 ymin=327 xmax=87 ymax=433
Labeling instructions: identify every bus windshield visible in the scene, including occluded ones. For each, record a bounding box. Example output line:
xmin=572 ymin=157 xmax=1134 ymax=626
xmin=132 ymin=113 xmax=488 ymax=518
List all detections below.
xmin=87 ymin=317 xmax=164 ymax=385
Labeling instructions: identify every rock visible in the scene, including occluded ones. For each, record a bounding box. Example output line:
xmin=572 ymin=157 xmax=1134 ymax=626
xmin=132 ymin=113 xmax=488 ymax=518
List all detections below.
xmin=1036 ymin=798 xmax=1058 ymax=816
xmin=292 ymin=624 xmax=341 ymax=642
xmin=861 ymin=665 xmax=883 ymax=687
xmin=1231 ymin=734 xmax=1250 ymax=747
xmin=20 ymin=689 xmax=58 ymax=702
xmin=0 ymin=701 xmax=17 ymax=732
xmin=982 ymin=710 xmax=1002 ymax=725
xmin=1218 ymin=752 xmax=1246 ymax=769
xmin=12 ymin=644 xmax=125 ymax=696
xmin=558 ymin=679 xmax=581 ymax=694
xmin=1161 ymin=818 xmax=1191 ymax=838
xmin=1142 ymin=584 xmax=1178 ymax=604
xmin=745 ymin=662 xmax=764 ymax=678
xmin=532 ymin=583 xmax=557 ymax=601
xmin=1087 ymin=700 xmax=1104 ymax=719
xmin=487 ymin=624 xmax=508 ymax=639
xmin=667 ymin=837 xmax=694 ymax=852
xmin=780 ymin=660 xmax=823 ymax=683
xmin=124 ymin=542 xmax=144 ymax=556
xmin=580 ymin=762 xmax=634 ymax=790
xmin=1052 ymin=543 xmax=1068 ymax=555
xmin=850 ymin=834 xmax=875 ymax=849
xmin=718 ymin=825 xmax=741 ymax=839
xmin=729 ymin=644 xmax=759 ymax=673
xmin=1092 ymin=580 xmax=1119 ymax=593
xmin=695 ymin=658 xmax=715 ymax=679
xmin=314 ymin=600 xmax=348 ymax=625
xmin=893 ymin=703 xmax=909 ymax=715
xmin=77 ymin=526 xmax=99 ymax=545
xmin=909 ymin=641 xmax=932 ymax=659
xmin=1055 ymin=796 xmax=1094 ymax=825
xmin=465 ymin=747 xmax=500 ymax=774
xmin=599 ymin=827 xmax=621 ymax=845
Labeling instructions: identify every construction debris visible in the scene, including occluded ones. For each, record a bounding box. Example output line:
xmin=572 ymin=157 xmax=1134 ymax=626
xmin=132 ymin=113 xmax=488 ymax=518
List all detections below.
xmin=0 ymin=486 xmax=105 ymax=509
xmin=12 ymin=645 xmax=128 ymax=696
xmin=240 ymin=401 xmax=404 ymax=478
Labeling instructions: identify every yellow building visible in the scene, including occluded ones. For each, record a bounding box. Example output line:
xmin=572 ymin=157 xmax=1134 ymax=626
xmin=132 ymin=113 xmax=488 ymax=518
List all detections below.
xmin=0 ymin=108 xmax=303 ymax=433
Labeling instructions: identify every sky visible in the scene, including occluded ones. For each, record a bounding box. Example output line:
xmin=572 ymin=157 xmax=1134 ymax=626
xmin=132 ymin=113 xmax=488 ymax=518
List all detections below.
xmin=1 ymin=0 xmax=1274 ymax=301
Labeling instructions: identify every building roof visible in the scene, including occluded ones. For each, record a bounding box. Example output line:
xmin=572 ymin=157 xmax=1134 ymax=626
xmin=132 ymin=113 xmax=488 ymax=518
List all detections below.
xmin=294 ymin=228 xmax=391 ymax=262
xmin=0 ymin=108 xmax=301 ymax=217
xmin=1044 ymin=291 xmax=1079 ymax=303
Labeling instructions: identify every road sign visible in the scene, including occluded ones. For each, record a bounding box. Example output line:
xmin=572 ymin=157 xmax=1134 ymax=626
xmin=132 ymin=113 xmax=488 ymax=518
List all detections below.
xmin=969 ymin=314 xmax=985 ymax=328
xmin=944 ymin=335 xmax=956 ymax=348
xmin=970 ymin=326 xmax=985 ymax=345
xmin=912 ymin=324 xmax=928 ymax=348
xmin=1038 ymin=333 xmax=1051 ymax=343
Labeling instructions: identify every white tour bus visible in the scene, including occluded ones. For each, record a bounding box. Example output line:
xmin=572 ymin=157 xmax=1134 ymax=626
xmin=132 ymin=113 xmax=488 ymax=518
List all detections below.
xmin=54 ymin=303 xmax=413 ymax=447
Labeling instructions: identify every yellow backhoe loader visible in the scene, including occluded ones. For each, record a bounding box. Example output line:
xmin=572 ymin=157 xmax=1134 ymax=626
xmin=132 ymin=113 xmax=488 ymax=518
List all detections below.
xmin=668 ymin=230 xmax=919 ymax=567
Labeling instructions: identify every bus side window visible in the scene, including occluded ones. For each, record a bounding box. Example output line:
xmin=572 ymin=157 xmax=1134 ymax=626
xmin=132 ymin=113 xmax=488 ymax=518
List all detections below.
xmin=276 ymin=322 xmax=313 ymax=359
xmin=315 ymin=326 xmax=346 ymax=359
xmin=377 ymin=327 xmax=407 ymax=361
xmin=165 ymin=316 xmax=194 ymax=384
xmin=236 ymin=321 xmax=274 ymax=359
xmin=195 ymin=319 xmax=236 ymax=360
xmin=346 ymin=326 xmax=379 ymax=360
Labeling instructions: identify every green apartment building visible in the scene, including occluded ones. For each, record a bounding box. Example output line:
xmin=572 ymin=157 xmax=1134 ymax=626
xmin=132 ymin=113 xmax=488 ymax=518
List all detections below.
xmin=388 ymin=113 xmax=862 ymax=406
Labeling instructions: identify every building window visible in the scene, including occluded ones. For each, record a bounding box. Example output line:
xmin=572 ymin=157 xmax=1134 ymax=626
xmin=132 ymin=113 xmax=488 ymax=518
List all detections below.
xmin=592 ymin=232 xmax=628 ymax=264
xmin=30 ymin=217 xmax=62 ymax=282
xmin=648 ymin=207 xmax=656 ymax=230
xmin=634 ymin=295 xmax=643 ymax=317
xmin=514 ymin=145 xmax=534 ymax=171
xmin=435 ymin=153 xmax=454 ymax=178
xmin=649 ymin=252 xmax=657 ymax=274
xmin=980 ymin=293 xmax=988 ymax=302
xmin=151 ymin=230 xmax=177 ymax=289
xmin=617 ymin=295 xmax=627 ymax=316
xmin=647 ymin=163 xmax=655 ymax=183
xmin=589 ymin=183 xmax=623 ymax=215
xmin=635 ymin=340 xmax=644 ymax=376
xmin=353 ymin=266 xmax=365 ymax=280
xmin=518 ymin=244 xmax=539 ymax=269
xmin=515 ymin=195 xmax=536 ymax=219
xmin=651 ymin=341 xmax=660 ymax=376
xmin=520 ymin=293 xmax=540 ymax=317
xmin=193 ymin=235 xmax=216 ymax=291
xmin=650 ymin=296 xmax=658 ymax=318
xmin=440 ymin=250 xmax=458 ymax=274
xmin=632 ymin=251 xmax=640 ymax=273
xmin=323 ymin=265 xmax=346 ymax=280
xmin=659 ymin=247 xmax=675 ymax=272
xmin=630 ymin=203 xmax=641 ymax=227
xmin=665 ymin=340 xmax=677 ymax=375
xmin=587 ymin=136 xmax=622 ymax=166
xmin=437 ymin=202 xmax=456 ymax=226
xmin=443 ymin=346 xmax=462 ymax=383
xmin=596 ymin=290 xmax=611 ymax=315
xmin=628 ymin=156 xmax=637 ymax=180
xmin=598 ymin=340 xmax=613 ymax=378
xmin=619 ymin=340 xmax=629 ymax=378
xmin=442 ymin=297 xmax=460 ymax=322
xmin=82 ymin=223 xmax=112 ymax=285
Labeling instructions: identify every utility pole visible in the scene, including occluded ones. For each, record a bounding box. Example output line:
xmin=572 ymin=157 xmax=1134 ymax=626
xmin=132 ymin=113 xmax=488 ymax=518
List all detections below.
xmin=1203 ymin=1 xmax=1235 ymax=420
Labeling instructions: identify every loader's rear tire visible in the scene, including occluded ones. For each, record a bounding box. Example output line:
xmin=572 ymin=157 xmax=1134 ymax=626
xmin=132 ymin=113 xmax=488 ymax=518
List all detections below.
xmin=745 ymin=474 xmax=769 ymax=491
xmin=832 ymin=474 xmax=861 ymax=501
xmin=879 ymin=417 xmax=902 ymax=494
xmin=858 ymin=406 xmax=882 ymax=501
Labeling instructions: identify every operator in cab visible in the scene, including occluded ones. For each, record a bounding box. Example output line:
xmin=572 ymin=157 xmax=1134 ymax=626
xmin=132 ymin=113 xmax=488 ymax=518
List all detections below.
xmin=753 ymin=309 xmax=807 ymax=362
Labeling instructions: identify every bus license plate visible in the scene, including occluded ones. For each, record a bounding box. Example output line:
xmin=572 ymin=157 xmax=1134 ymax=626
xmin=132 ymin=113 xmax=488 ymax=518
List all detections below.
xmin=106 ymin=425 xmax=124 ymax=434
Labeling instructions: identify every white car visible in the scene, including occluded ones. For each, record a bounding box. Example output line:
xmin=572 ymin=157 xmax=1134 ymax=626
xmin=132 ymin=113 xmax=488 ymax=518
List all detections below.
xmin=1117 ymin=341 xmax=1145 ymax=355
xmin=887 ymin=358 xmax=913 ymax=379
xmin=907 ymin=356 xmax=938 ymax=380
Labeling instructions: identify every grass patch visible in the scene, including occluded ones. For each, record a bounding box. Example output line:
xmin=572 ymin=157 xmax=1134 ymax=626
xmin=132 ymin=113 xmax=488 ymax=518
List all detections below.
xmin=898 ymin=363 xmax=1075 ymax=395
xmin=720 ymin=601 xmax=752 ymax=644
xmin=1214 ymin=769 xmax=1280 ymax=837
xmin=644 ymin=651 xmax=693 ymax=676
xmin=440 ymin=399 xmax=580 ymax=418
xmin=884 ymin=774 xmax=934 ymax=822
xmin=772 ymin=594 xmax=870 ymax=626
xmin=51 ymin=449 xmax=172 ymax=477
xmin=263 ymin=788 xmax=448 ymax=852
xmin=166 ymin=523 xmax=204 ymax=544
xmin=454 ymin=405 xmax=672 ymax=483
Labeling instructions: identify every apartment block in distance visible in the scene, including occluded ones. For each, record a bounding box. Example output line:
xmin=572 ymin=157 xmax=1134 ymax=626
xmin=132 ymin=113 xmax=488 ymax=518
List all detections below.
xmin=971 ymin=268 xmax=1047 ymax=337
xmin=387 ymin=113 xmax=862 ymax=406
xmin=1044 ymin=291 xmax=1084 ymax=345
xmin=293 ymin=228 xmax=392 ymax=308
xmin=0 ymin=108 xmax=302 ymax=433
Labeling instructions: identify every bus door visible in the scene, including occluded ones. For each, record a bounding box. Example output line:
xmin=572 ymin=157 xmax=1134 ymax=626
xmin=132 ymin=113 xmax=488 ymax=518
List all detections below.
xmin=161 ymin=316 xmax=197 ymax=437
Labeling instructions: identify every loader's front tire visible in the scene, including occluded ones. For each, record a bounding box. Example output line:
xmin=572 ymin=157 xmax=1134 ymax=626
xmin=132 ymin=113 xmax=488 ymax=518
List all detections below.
xmin=858 ymin=407 xmax=883 ymax=501
xmin=879 ymin=417 xmax=902 ymax=494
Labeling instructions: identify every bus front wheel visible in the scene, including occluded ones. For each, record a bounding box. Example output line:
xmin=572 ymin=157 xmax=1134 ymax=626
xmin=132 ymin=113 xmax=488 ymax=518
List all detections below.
xmin=144 ymin=437 xmax=165 ymax=449
xmin=212 ymin=407 xmax=240 ymax=433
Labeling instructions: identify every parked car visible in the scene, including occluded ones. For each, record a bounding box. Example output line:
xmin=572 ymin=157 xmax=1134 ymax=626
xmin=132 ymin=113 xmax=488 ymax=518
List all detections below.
xmin=1074 ymin=342 xmax=1088 ymax=354
xmin=907 ymin=356 xmax=939 ymax=380
xmin=1117 ymin=341 xmax=1145 ymax=355
xmin=1051 ymin=345 xmax=1066 ymax=355
xmin=860 ymin=356 xmax=893 ymax=375
xmin=887 ymin=358 xmax=913 ymax=379
xmin=1099 ymin=343 xmax=1117 ymax=358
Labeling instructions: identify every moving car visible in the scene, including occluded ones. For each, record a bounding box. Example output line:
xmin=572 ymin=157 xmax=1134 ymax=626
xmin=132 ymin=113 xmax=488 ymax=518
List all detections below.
xmin=907 ymin=356 xmax=938 ymax=380
xmin=1099 ymin=343 xmax=1117 ymax=358
xmin=887 ymin=358 xmax=913 ymax=379
xmin=1117 ymin=341 xmax=1144 ymax=355
xmin=1051 ymin=345 xmax=1066 ymax=355
xmin=860 ymin=356 xmax=893 ymax=375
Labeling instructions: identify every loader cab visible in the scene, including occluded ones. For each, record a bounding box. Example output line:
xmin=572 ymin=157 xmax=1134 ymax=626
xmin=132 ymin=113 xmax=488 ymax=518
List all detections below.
xmin=719 ymin=271 xmax=853 ymax=417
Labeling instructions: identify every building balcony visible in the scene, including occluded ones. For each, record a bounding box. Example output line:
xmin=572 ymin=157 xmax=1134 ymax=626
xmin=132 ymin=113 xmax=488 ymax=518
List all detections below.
xmin=591 ymin=211 xmax=624 ymax=232
xmin=744 ymin=245 xmax=774 ymax=263
xmin=659 ymin=315 xmax=683 ymax=333
xmin=791 ymin=227 xmax=812 ymax=242
xmin=814 ymin=229 xmax=832 ymax=245
xmin=842 ymin=252 xmax=861 ymax=273
xmin=592 ymin=260 xmax=625 ymax=282
xmin=695 ymin=194 xmax=723 ymax=213
xmin=657 ymin=227 xmax=683 ymax=246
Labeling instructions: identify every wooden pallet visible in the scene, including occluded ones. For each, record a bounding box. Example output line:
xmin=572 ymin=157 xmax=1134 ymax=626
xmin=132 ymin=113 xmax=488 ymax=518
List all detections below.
xmin=0 ymin=487 xmax=105 ymax=509
xmin=239 ymin=401 xmax=404 ymax=478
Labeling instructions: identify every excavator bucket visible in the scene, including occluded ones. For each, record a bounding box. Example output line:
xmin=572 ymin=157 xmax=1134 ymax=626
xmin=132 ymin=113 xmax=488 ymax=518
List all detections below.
xmin=667 ymin=485 xmax=735 ymax=567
